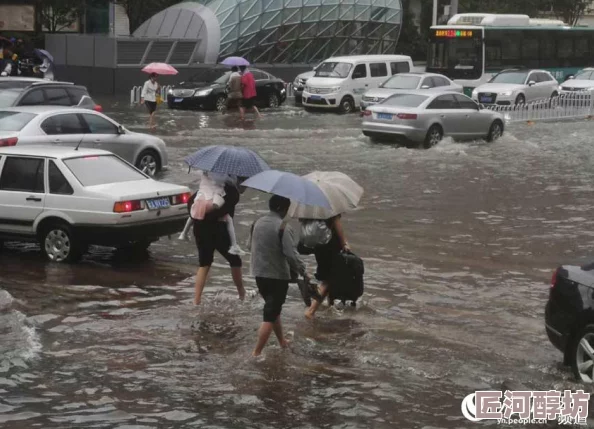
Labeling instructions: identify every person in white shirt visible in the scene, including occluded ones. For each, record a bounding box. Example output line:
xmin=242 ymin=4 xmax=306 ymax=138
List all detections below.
xmin=140 ymin=73 xmax=160 ymax=130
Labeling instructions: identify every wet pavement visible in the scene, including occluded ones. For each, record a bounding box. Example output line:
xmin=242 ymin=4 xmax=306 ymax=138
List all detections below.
xmin=2 ymin=99 xmax=594 ymax=428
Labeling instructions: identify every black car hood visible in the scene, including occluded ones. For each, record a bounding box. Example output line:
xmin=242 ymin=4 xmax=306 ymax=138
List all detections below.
xmin=173 ymin=81 xmax=223 ymax=90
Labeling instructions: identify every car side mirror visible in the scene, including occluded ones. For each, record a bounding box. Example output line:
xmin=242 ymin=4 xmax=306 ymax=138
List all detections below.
xmin=528 ymin=81 xmax=536 ymax=86
xmin=567 ymin=75 xmax=575 ymax=80
xmin=117 ymin=125 xmax=125 ymax=134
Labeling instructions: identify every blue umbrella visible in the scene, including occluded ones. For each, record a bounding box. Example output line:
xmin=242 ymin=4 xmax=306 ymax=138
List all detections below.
xmin=34 ymin=49 xmax=54 ymax=63
xmin=184 ymin=145 xmax=269 ymax=178
xmin=242 ymin=170 xmax=332 ymax=209
xmin=220 ymin=56 xmax=250 ymax=67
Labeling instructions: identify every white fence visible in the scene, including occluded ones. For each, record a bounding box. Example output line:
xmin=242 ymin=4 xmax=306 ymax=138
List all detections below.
xmin=481 ymin=91 xmax=594 ymax=123
xmin=130 ymin=85 xmax=172 ymax=104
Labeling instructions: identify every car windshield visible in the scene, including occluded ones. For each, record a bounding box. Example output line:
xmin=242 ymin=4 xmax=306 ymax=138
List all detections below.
xmin=380 ymin=94 xmax=429 ymax=107
xmin=315 ymin=62 xmax=352 ymax=78
xmin=0 ymin=88 xmax=23 ymax=108
xmin=382 ymin=75 xmax=421 ymax=89
xmin=574 ymin=71 xmax=594 ymax=80
xmin=213 ymin=72 xmax=231 ymax=84
xmin=489 ymin=71 xmax=529 ymax=85
xmin=0 ymin=111 xmax=36 ymax=131
xmin=64 ymin=155 xmax=147 ymax=187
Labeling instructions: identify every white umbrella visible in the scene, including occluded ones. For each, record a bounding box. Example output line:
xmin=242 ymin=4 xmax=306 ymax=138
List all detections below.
xmin=288 ymin=171 xmax=363 ymax=219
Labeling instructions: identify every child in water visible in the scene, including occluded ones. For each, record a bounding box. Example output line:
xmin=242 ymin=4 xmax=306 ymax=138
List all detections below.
xmin=179 ymin=171 xmax=244 ymax=255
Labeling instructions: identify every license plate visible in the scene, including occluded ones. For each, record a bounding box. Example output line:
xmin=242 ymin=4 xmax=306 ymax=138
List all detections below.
xmin=479 ymin=96 xmax=492 ymax=103
xmin=377 ymin=113 xmax=393 ymax=120
xmin=310 ymin=95 xmax=321 ymax=100
xmin=146 ymin=197 xmax=170 ymax=210
xmin=174 ymin=98 xmax=183 ymax=102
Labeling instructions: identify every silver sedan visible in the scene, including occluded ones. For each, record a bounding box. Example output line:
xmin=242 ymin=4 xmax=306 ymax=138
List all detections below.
xmin=360 ymin=72 xmax=463 ymax=109
xmin=0 ymin=106 xmax=167 ymax=176
xmin=362 ymin=91 xmax=504 ymax=148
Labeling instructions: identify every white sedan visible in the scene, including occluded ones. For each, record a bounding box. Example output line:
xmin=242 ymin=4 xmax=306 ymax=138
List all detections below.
xmin=0 ymin=146 xmax=190 ymax=262
xmin=472 ymin=69 xmax=559 ymax=105
xmin=0 ymin=106 xmax=168 ymax=176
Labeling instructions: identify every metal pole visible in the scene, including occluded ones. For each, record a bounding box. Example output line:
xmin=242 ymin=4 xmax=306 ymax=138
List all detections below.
xmin=450 ymin=0 xmax=458 ymax=18
xmin=432 ymin=0 xmax=438 ymax=26
xmin=109 ymin=1 xmax=116 ymax=36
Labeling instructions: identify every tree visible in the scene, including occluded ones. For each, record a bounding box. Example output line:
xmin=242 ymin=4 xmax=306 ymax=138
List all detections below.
xmin=549 ymin=0 xmax=591 ymax=25
xmin=37 ymin=0 xmax=84 ymax=33
xmin=458 ymin=0 xmax=549 ymax=16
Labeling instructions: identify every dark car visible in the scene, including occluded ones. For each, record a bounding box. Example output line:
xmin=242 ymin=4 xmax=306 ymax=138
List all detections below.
xmin=167 ymin=68 xmax=286 ymax=111
xmin=545 ymin=263 xmax=594 ymax=383
xmin=0 ymin=77 xmax=102 ymax=112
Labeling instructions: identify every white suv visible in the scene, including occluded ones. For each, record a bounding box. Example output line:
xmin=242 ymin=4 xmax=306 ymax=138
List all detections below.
xmin=0 ymin=146 xmax=190 ymax=262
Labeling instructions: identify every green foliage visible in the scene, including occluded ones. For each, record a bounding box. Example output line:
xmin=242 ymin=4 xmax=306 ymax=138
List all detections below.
xmin=549 ymin=0 xmax=592 ymax=25
xmin=37 ymin=0 xmax=85 ymax=33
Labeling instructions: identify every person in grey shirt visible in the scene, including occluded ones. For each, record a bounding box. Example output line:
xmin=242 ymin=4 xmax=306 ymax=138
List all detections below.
xmin=250 ymin=195 xmax=309 ymax=357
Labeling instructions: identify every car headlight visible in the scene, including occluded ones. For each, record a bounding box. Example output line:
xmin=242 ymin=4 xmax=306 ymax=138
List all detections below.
xmin=499 ymin=91 xmax=513 ymax=96
xmin=167 ymin=88 xmax=173 ymax=95
xmin=330 ymin=86 xmax=341 ymax=92
xmin=195 ymin=89 xmax=212 ymax=97
xmin=471 ymin=89 xmax=478 ymax=97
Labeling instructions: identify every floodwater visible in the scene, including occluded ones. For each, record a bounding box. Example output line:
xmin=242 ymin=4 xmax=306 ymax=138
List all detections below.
xmin=1 ymin=99 xmax=594 ymax=428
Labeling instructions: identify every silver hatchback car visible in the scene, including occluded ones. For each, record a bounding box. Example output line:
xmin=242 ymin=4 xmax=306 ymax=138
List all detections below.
xmin=362 ymin=91 xmax=504 ymax=148
xmin=0 ymin=106 xmax=167 ymax=176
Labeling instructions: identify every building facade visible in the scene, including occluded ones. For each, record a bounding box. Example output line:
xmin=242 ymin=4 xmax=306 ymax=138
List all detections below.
xmin=134 ymin=0 xmax=403 ymax=64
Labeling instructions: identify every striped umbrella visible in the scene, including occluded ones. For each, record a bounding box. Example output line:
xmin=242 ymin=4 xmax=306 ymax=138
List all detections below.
xmin=288 ymin=171 xmax=363 ymax=219
xmin=184 ymin=145 xmax=270 ymax=178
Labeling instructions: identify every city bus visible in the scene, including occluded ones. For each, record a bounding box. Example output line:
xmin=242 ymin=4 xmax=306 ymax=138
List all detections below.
xmin=426 ymin=13 xmax=594 ymax=96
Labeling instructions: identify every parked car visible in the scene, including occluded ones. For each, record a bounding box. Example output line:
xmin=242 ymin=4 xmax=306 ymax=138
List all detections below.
xmin=167 ymin=68 xmax=286 ymax=111
xmin=292 ymin=64 xmax=320 ymax=104
xmin=546 ymin=263 xmax=594 ymax=383
xmin=302 ymin=54 xmax=413 ymax=113
xmin=360 ymin=72 xmax=463 ymax=109
xmin=560 ymin=68 xmax=594 ymax=94
xmin=0 ymin=77 xmax=102 ymax=111
xmin=0 ymin=146 xmax=190 ymax=262
xmin=361 ymin=91 xmax=504 ymax=148
xmin=0 ymin=106 xmax=167 ymax=176
xmin=471 ymin=69 xmax=559 ymax=105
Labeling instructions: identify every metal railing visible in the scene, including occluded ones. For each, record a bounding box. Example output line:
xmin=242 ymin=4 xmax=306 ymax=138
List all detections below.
xmin=130 ymin=85 xmax=172 ymax=104
xmin=481 ymin=91 xmax=594 ymax=123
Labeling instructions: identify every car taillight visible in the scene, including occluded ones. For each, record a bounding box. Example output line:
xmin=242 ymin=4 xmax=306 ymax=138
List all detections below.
xmin=93 ymin=105 xmax=103 ymax=113
xmin=551 ymin=268 xmax=559 ymax=288
xmin=171 ymin=192 xmax=191 ymax=205
xmin=114 ymin=200 xmax=143 ymax=213
xmin=0 ymin=137 xmax=18 ymax=147
xmin=362 ymin=110 xmax=372 ymax=116
xmin=397 ymin=113 xmax=418 ymax=120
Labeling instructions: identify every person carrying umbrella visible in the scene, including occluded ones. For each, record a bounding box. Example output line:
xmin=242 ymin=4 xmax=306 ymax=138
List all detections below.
xmin=140 ymin=73 xmax=160 ymax=130
xmin=242 ymin=170 xmax=332 ymax=356
xmin=184 ymin=146 xmax=271 ymax=306
xmin=288 ymin=172 xmax=363 ymax=319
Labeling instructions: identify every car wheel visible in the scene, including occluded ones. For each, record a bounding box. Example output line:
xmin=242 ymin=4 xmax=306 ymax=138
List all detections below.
xmin=339 ymin=96 xmax=355 ymax=114
xmin=423 ymin=125 xmax=443 ymax=149
xmin=268 ymin=92 xmax=280 ymax=108
xmin=486 ymin=120 xmax=504 ymax=142
xmin=515 ymin=94 xmax=525 ymax=106
xmin=570 ymin=324 xmax=594 ymax=383
xmin=135 ymin=149 xmax=160 ymax=177
xmin=40 ymin=222 xmax=83 ymax=263
xmin=215 ymin=96 xmax=226 ymax=112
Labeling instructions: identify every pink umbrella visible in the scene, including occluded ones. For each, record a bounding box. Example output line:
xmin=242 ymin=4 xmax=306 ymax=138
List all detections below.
xmin=141 ymin=62 xmax=178 ymax=75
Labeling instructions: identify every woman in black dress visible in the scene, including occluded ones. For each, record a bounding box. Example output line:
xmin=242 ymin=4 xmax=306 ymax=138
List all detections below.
xmin=304 ymin=214 xmax=350 ymax=319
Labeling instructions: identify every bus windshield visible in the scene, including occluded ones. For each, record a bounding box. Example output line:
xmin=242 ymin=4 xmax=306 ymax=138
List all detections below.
xmin=426 ymin=29 xmax=483 ymax=80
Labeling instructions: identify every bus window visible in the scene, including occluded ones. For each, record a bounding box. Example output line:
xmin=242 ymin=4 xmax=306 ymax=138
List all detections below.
xmin=574 ymin=34 xmax=588 ymax=66
xmin=539 ymin=33 xmax=557 ymax=69
xmin=521 ymin=34 xmax=539 ymax=68
xmin=485 ymin=29 xmax=521 ymax=68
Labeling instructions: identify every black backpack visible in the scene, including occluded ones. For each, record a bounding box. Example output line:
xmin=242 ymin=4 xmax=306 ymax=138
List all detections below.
xmin=328 ymin=250 xmax=364 ymax=304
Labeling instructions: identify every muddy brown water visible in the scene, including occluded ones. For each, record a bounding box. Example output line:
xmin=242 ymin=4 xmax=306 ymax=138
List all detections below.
xmin=1 ymin=100 xmax=594 ymax=428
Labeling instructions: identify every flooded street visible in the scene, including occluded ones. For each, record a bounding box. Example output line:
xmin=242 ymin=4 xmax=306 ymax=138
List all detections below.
xmin=2 ymin=99 xmax=594 ymax=428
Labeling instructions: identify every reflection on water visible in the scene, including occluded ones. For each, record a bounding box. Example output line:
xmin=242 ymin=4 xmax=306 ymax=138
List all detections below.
xmin=1 ymin=101 xmax=594 ymax=427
